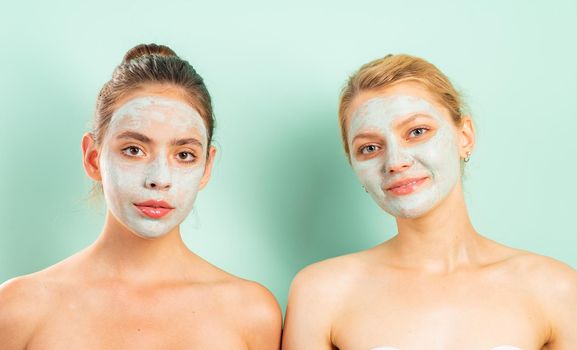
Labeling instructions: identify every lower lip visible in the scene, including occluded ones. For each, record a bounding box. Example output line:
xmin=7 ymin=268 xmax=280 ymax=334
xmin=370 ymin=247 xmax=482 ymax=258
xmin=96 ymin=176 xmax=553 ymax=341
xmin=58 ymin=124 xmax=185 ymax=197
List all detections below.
xmin=387 ymin=177 xmax=428 ymax=196
xmin=134 ymin=205 xmax=173 ymax=219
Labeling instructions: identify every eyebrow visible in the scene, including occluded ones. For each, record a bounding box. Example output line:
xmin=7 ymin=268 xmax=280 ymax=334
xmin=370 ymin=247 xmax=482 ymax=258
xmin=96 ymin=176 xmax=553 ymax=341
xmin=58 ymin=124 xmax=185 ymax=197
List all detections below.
xmin=351 ymin=114 xmax=436 ymax=143
xmin=116 ymin=131 xmax=152 ymax=143
xmin=396 ymin=114 xmax=434 ymax=128
xmin=171 ymin=138 xmax=203 ymax=147
xmin=351 ymin=131 xmax=381 ymax=144
xmin=116 ymin=131 xmax=203 ymax=148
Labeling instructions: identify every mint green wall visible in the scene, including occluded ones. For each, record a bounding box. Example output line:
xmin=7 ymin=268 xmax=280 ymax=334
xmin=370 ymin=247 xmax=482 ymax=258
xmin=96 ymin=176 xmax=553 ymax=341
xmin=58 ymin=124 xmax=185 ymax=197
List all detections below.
xmin=1 ymin=1 xmax=576 ymax=310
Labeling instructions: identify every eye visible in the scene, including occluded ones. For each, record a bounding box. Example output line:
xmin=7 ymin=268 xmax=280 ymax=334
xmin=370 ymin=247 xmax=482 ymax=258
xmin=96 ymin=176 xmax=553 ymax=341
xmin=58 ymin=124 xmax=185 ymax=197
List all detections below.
xmin=121 ymin=146 xmax=145 ymax=157
xmin=408 ymin=127 xmax=429 ymax=139
xmin=176 ymin=151 xmax=196 ymax=163
xmin=360 ymin=144 xmax=381 ymax=154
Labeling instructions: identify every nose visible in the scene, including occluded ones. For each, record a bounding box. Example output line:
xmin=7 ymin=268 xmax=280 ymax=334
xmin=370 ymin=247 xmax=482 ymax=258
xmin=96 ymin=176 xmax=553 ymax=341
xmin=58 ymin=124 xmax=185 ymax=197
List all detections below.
xmin=144 ymin=155 xmax=172 ymax=190
xmin=384 ymin=143 xmax=413 ymax=174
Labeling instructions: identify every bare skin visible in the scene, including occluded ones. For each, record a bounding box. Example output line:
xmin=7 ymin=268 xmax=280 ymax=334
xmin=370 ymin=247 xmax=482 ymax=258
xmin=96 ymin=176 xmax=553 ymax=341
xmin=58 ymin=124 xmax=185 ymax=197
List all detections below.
xmin=282 ymin=82 xmax=577 ymax=350
xmin=0 ymin=85 xmax=282 ymax=349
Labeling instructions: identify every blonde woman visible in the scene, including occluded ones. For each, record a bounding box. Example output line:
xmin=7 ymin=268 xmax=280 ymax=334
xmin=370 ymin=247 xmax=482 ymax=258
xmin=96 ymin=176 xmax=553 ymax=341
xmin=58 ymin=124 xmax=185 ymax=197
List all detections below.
xmin=282 ymin=55 xmax=577 ymax=349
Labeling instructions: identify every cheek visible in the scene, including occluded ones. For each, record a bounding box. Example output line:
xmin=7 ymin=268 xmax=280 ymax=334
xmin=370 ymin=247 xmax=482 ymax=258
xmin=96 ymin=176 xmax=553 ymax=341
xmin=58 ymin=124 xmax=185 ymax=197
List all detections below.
xmin=100 ymin=153 xmax=144 ymax=199
xmin=171 ymin=167 xmax=205 ymax=202
xmin=352 ymin=158 xmax=383 ymax=185
xmin=413 ymin=128 xmax=460 ymax=175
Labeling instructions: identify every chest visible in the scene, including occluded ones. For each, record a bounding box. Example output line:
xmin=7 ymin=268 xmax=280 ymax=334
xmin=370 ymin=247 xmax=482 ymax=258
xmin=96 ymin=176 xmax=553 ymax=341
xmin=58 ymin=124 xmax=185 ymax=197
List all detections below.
xmin=26 ymin=286 xmax=247 ymax=350
xmin=331 ymin=275 xmax=547 ymax=350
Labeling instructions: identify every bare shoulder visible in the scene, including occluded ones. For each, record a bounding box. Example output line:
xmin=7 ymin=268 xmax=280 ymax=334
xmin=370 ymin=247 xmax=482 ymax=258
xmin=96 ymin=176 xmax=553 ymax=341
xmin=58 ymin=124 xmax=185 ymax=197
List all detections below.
xmin=500 ymin=250 xmax=577 ymax=322
xmin=0 ymin=272 xmax=52 ymax=348
xmin=283 ymin=252 xmax=373 ymax=349
xmin=192 ymin=258 xmax=281 ymax=334
xmin=0 ymin=271 xmax=54 ymax=317
xmin=0 ymin=251 xmax=96 ymax=347
xmin=293 ymin=251 xmax=370 ymax=283
xmin=210 ymin=274 xmax=281 ymax=348
xmin=505 ymin=251 xmax=577 ymax=344
xmin=289 ymin=251 xmax=371 ymax=308
xmin=503 ymin=250 xmax=577 ymax=297
xmin=189 ymin=258 xmax=281 ymax=324
xmin=223 ymin=277 xmax=281 ymax=323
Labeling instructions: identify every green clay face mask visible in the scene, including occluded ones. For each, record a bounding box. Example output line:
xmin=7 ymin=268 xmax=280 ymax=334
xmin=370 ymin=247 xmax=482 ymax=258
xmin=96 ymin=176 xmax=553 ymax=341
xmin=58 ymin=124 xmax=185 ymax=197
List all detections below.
xmin=348 ymin=95 xmax=461 ymax=219
xmin=99 ymin=96 xmax=208 ymax=238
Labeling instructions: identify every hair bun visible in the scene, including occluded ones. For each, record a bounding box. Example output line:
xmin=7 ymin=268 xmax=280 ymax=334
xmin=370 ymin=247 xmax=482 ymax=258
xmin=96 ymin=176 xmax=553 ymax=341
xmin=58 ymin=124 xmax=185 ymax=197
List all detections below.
xmin=122 ymin=43 xmax=177 ymax=63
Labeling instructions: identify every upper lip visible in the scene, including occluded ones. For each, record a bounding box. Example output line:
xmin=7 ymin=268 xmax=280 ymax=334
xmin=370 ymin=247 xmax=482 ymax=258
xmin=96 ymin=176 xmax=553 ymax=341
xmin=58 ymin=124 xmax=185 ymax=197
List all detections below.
xmin=134 ymin=200 xmax=175 ymax=209
xmin=385 ymin=177 xmax=428 ymax=190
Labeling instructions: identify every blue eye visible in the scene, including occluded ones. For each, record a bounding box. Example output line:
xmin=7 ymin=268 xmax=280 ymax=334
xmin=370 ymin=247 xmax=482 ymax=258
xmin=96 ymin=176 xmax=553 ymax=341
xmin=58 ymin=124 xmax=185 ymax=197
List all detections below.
xmin=121 ymin=146 xmax=144 ymax=157
xmin=408 ymin=127 xmax=429 ymax=138
xmin=177 ymin=151 xmax=196 ymax=163
xmin=360 ymin=144 xmax=380 ymax=154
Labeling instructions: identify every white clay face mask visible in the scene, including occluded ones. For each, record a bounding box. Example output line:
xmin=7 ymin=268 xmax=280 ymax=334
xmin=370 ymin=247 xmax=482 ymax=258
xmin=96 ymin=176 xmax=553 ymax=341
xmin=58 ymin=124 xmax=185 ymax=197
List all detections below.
xmin=348 ymin=95 xmax=461 ymax=219
xmin=99 ymin=96 xmax=208 ymax=238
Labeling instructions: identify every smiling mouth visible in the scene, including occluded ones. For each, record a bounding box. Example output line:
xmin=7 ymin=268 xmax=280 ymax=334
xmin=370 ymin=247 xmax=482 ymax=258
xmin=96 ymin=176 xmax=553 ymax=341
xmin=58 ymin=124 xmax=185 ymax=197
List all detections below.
xmin=385 ymin=177 xmax=429 ymax=196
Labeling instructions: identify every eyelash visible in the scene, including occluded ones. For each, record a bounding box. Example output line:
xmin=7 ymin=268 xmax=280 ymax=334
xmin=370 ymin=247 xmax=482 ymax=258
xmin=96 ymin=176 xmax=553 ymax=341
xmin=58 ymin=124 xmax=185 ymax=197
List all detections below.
xmin=407 ymin=127 xmax=430 ymax=139
xmin=176 ymin=151 xmax=196 ymax=163
xmin=359 ymin=144 xmax=381 ymax=155
xmin=121 ymin=146 xmax=197 ymax=163
xmin=121 ymin=146 xmax=145 ymax=157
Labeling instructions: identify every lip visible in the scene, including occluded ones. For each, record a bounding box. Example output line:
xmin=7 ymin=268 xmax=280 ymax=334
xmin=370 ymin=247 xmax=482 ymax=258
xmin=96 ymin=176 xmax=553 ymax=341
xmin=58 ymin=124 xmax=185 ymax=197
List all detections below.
xmin=133 ymin=200 xmax=175 ymax=219
xmin=135 ymin=200 xmax=174 ymax=209
xmin=385 ymin=177 xmax=429 ymax=196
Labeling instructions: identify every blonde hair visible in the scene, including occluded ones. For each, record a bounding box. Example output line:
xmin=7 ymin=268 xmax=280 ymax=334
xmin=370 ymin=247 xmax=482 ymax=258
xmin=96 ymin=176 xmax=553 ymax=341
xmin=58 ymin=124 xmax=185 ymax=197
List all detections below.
xmin=338 ymin=54 xmax=464 ymax=157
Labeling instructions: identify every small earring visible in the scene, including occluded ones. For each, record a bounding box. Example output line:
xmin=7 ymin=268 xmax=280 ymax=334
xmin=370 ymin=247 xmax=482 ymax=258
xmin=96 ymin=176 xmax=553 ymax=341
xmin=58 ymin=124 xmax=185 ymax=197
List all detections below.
xmin=464 ymin=151 xmax=471 ymax=163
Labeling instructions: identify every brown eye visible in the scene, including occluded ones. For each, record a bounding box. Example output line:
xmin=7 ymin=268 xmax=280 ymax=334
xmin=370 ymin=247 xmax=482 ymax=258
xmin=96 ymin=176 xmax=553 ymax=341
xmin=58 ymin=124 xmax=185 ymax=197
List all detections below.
xmin=122 ymin=146 xmax=144 ymax=157
xmin=177 ymin=151 xmax=195 ymax=162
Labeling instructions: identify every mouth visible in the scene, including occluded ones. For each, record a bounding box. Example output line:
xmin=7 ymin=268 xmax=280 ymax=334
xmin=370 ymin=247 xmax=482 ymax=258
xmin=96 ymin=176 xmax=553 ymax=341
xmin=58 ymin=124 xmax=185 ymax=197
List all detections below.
xmin=385 ymin=177 xmax=429 ymax=196
xmin=133 ymin=200 xmax=175 ymax=219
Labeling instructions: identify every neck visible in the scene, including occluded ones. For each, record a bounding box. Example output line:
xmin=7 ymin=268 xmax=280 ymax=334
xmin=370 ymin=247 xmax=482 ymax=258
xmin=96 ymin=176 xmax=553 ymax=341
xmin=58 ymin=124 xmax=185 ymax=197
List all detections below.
xmin=86 ymin=211 xmax=193 ymax=283
xmin=389 ymin=182 xmax=481 ymax=273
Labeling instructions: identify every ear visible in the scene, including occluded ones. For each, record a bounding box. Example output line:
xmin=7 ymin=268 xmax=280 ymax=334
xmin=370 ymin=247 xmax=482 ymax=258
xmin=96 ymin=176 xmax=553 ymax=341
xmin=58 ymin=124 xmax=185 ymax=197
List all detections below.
xmin=199 ymin=145 xmax=217 ymax=190
xmin=82 ymin=132 xmax=102 ymax=181
xmin=458 ymin=116 xmax=475 ymax=158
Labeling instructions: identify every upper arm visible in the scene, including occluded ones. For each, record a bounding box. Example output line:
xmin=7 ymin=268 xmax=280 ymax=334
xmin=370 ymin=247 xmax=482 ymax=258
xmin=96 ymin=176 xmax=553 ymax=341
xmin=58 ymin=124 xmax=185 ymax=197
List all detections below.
xmin=540 ymin=262 xmax=577 ymax=349
xmin=241 ymin=282 xmax=282 ymax=350
xmin=0 ymin=277 xmax=44 ymax=350
xmin=282 ymin=266 xmax=337 ymax=350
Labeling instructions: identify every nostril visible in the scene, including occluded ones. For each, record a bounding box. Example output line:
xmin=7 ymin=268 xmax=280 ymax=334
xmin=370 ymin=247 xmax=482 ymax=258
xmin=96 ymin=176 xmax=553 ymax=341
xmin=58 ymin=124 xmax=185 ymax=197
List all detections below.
xmin=150 ymin=183 xmax=156 ymax=188
xmin=388 ymin=163 xmax=411 ymax=173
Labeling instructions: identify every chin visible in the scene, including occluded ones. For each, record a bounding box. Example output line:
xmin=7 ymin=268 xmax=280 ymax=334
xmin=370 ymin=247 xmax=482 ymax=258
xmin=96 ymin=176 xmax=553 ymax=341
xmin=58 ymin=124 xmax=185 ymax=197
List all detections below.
xmin=132 ymin=230 xmax=171 ymax=239
xmin=125 ymin=221 xmax=175 ymax=239
xmin=390 ymin=207 xmax=429 ymax=219
xmin=379 ymin=198 xmax=437 ymax=219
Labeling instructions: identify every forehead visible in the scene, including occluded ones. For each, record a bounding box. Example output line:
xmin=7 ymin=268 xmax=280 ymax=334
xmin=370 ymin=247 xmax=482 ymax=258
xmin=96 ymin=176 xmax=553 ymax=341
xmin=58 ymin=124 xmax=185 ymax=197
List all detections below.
xmin=346 ymin=82 xmax=451 ymax=134
xmin=351 ymin=95 xmax=439 ymax=122
xmin=107 ymin=95 xmax=207 ymax=140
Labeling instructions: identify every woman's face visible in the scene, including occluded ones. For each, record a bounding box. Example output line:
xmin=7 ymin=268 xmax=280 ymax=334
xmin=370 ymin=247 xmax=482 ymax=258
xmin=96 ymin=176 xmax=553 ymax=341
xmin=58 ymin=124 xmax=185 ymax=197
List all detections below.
xmin=346 ymin=81 xmax=463 ymax=219
xmin=96 ymin=87 xmax=212 ymax=238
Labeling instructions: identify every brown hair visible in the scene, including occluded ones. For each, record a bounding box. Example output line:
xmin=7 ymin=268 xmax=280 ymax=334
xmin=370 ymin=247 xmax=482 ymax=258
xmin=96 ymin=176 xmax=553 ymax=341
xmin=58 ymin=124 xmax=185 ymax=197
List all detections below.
xmin=338 ymin=54 xmax=464 ymax=157
xmin=92 ymin=43 xmax=215 ymax=147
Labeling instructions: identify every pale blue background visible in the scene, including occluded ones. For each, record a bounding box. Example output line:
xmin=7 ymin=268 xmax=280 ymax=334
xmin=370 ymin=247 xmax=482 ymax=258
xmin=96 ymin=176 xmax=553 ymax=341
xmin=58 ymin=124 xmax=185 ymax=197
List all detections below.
xmin=1 ymin=0 xmax=576 ymax=310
